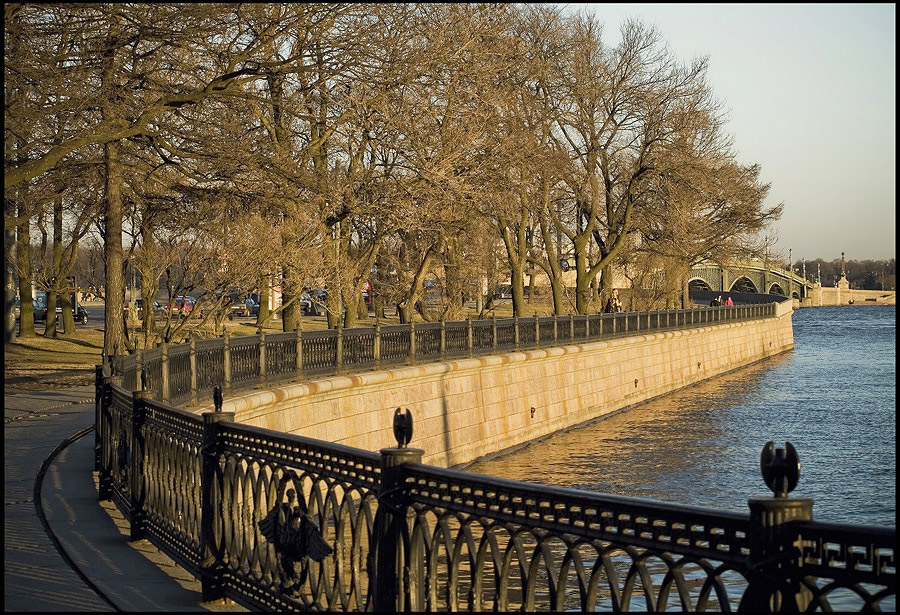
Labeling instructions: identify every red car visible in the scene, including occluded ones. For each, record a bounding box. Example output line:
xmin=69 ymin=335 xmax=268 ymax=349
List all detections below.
xmin=165 ymin=296 xmax=196 ymax=315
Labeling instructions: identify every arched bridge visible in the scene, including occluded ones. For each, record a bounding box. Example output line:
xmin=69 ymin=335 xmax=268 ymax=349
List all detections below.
xmin=690 ymin=260 xmax=814 ymax=299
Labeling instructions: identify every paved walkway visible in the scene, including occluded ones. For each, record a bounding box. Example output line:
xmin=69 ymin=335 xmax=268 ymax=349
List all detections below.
xmin=4 ymin=386 xmax=244 ymax=612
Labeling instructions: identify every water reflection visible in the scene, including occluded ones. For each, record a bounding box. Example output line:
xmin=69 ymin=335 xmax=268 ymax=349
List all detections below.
xmin=466 ymin=306 xmax=896 ymax=526
xmin=466 ymin=353 xmax=793 ymax=508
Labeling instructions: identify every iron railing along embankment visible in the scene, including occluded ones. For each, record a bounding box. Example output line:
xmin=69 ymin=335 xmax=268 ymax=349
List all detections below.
xmin=108 ymin=303 xmax=776 ymax=406
xmin=95 ymin=305 xmax=895 ymax=611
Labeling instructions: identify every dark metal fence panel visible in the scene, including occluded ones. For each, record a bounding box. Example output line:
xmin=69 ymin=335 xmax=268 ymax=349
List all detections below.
xmin=444 ymin=321 xmax=469 ymax=358
xmin=415 ymin=322 xmax=442 ymax=359
xmin=215 ymin=423 xmax=382 ymax=611
xmin=472 ymin=319 xmax=495 ymax=353
xmin=195 ymin=338 xmax=225 ymax=398
xmin=266 ymin=332 xmax=300 ymax=381
xmin=141 ymin=399 xmax=204 ymax=576
xmin=398 ymin=463 xmax=753 ymax=612
xmin=539 ymin=316 xmax=555 ymax=342
xmin=556 ymin=316 xmax=572 ymax=343
xmin=298 ymin=329 xmax=334 ymax=375
xmin=793 ymin=520 xmax=896 ymax=600
xmin=519 ymin=318 xmax=536 ymax=347
xmin=230 ymin=337 xmax=261 ymax=386
xmin=495 ymin=318 xmax=515 ymax=350
xmin=379 ymin=324 xmax=411 ymax=366
xmin=107 ymin=384 xmax=135 ymax=520
xmin=167 ymin=345 xmax=193 ymax=402
xmin=573 ymin=314 xmax=587 ymax=339
xmin=141 ymin=348 xmax=164 ymax=400
xmin=120 ymin=354 xmax=137 ymax=390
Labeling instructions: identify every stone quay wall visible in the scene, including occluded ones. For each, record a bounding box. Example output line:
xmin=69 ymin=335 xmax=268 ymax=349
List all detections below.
xmin=213 ymin=301 xmax=795 ymax=468
xmin=805 ymin=285 xmax=895 ymax=306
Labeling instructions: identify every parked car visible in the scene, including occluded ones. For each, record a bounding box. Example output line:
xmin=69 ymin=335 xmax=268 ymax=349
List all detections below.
xmin=228 ymin=298 xmax=259 ymax=319
xmin=165 ymin=296 xmax=196 ymax=316
xmin=42 ymin=302 xmax=88 ymax=324
xmin=14 ymin=297 xmax=47 ymax=321
xmin=124 ymin=298 xmax=164 ymax=319
xmin=300 ymin=288 xmax=327 ymax=316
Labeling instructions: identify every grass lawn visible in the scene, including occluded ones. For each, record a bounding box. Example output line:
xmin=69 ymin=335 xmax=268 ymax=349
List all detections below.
xmin=5 ymin=328 xmax=105 ymax=391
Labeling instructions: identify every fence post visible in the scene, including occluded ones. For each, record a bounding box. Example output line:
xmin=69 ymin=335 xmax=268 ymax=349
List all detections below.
xmin=467 ymin=317 xmax=473 ymax=357
xmin=439 ymin=319 xmax=446 ymax=360
xmin=335 ymin=325 xmax=343 ymax=374
xmin=553 ymin=313 xmax=558 ymax=342
xmin=569 ymin=314 xmax=574 ymax=340
xmin=374 ymin=321 xmax=382 ymax=369
xmin=585 ymin=314 xmax=590 ymax=340
xmin=374 ymin=445 xmax=424 ymax=612
xmin=740 ymin=442 xmax=814 ymax=612
xmin=129 ymin=386 xmax=153 ymax=541
xmin=199 ymin=395 xmax=234 ymax=603
xmin=223 ymin=328 xmax=232 ymax=394
xmin=189 ymin=335 xmax=197 ymax=404
xmin=295 ymin=325 xmax=304 ymax=380
xmin=491 ymin=317 xmax=497 ymax=351
xmin=408 ymin=321 xmax=416 ymax=365
xmin=534 ymin=314 xmax=540 ymax=348
xmin=514 ymin=315 xmax=519 ymax=350
xmin=259 ymin=329 xmax=267 ymax=384
xmin=160 ymin=342 xmax=170 ymax=402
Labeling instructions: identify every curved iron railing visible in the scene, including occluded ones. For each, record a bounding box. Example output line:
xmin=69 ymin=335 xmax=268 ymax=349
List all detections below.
xmin=94 ymin=304 xmax=895 ymax=611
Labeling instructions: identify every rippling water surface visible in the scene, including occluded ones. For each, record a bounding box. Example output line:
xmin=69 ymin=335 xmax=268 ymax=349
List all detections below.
xmin=467 ymin=306 xmax=895 ymax=526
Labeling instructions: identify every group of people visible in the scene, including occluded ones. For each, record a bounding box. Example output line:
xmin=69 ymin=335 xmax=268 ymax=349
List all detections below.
xmin=710 ymin=295 xmax=734 ymax=307
xmin=604 ymin=289 xmax=623 ymax=313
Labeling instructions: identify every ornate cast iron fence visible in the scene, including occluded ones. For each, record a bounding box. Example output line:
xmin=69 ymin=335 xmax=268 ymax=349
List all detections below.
xmin=105 ymin=303 xmax=776 ymax=409
xmin=95 ymin=369 xmax=895 ymax=612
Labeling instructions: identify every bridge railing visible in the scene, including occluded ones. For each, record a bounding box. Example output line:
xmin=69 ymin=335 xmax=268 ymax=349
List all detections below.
xmin=95 ymin=368 xmax=896 ymax=612
xmin=105 ymin=303 xmax=776 ymax=409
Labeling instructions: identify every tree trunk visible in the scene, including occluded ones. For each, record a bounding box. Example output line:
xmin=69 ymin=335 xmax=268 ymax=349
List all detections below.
xmin=103 ymin=138 xmax=127 ymax=357
xmin=281 ymin=264 xmax=301 ymax=332
xmin=256 ymin=274 xmax=270 ymax=326
xmin=15 ymin=204 xmax=35 ymax=338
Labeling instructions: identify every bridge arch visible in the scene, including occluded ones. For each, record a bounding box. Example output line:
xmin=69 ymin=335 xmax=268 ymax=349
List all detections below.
xmin=768 ymin=283 xmax=786 ymax=296
xmin=689 ymin=278 xmax=713 ymax=292
xmin=729 ymin=277 xmax=758 ymax=294
xmin=792 ymin=290 xmax=801 ymax=299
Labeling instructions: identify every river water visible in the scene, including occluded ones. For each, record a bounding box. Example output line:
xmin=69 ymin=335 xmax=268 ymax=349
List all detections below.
xmin=466 ymin=305 xmax=896 ymax=527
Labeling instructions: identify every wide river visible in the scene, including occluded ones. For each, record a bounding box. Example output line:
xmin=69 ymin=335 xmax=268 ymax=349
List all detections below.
xmin=467 ymin=305 xmax=896 ymax=527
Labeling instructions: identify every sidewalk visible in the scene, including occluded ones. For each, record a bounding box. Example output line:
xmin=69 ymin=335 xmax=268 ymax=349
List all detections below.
xmin=4 ymin=386 xmax=244 ymax=612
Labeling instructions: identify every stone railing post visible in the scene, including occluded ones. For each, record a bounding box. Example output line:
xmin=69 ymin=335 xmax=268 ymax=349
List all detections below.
xmin=160 ymin=342 xmax=170 ymax=403
xmin=295 ymin=326 xmax=304 ymax=380
xmin=740 ymin=442 xmax=814 ymax=612
xmin=223 ymin=328 xmax=232 ymax=394
xmin=466 ymin=317 xmax=473 ymax=357
xmin=189 ymin=335 xmax=197 ymax=404
xmin=129 ymin=386 xmax=153 ymax=541
xmin=553 ymin=313 xmax=558 ymax=342
xmin=259 ymin=330 xmax=267 ymax=384
xmin=374 ymin=321 xmax=382 ymax=369
xmin=534 ymin=314 xmax=540 ymax=348
xmin=584 ymin=314 xmax=590 ymax=340
xmin=374 ymin=445 xmax=424 ymax=612
xmin=491 ymin=317 xmax=497 ymax=351
xmin=408 ymin=321 xmax=416 ymax=365
xmin=200 ymin=387 xmax=234 ymax=603
xmin=335 ymin=325 xmax=343 ymax=373
xmin=439 ymin=319 xmax=446 ymax=360
xmin=569 ymin=314 xmax=574 ymax=339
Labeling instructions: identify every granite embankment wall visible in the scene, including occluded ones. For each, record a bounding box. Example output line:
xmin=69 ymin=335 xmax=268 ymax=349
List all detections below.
xmin=216 ymin=301 xmax=795 ymax=468
xmin=805 ymin=286 xmax=895 ymax=306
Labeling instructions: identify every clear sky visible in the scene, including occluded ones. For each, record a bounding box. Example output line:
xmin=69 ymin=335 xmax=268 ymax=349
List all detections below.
xmin=563 ymin=3 xmax=896 ymax=262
